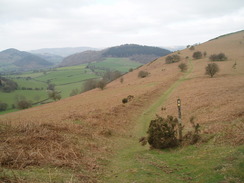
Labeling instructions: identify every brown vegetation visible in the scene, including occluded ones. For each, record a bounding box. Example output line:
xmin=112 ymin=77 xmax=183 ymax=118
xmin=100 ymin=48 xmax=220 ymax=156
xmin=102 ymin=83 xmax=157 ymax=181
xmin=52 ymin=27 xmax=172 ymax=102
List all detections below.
xmin=0 ymin=30 xmax=244 ymax=182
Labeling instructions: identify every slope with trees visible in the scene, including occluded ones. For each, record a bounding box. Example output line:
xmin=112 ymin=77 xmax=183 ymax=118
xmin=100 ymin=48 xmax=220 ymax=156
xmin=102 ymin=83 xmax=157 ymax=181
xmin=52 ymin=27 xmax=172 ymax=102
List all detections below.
xmin=59 ymin=44 xmax=171 ymax=67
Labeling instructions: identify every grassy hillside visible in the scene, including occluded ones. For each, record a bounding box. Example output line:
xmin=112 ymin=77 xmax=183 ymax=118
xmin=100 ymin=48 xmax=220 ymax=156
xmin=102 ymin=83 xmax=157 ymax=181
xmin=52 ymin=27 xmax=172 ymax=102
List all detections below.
xmin=0 ymin=31 xmax=243 ymax=182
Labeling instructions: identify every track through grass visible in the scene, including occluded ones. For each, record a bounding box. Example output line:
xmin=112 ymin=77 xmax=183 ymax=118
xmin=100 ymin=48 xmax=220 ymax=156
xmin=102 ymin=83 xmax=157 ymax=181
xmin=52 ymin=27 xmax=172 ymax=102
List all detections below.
xmin=102 ymin=61 xmax=194 ymax=182
xmin=101 ymin=60 xmax=243 ymax=183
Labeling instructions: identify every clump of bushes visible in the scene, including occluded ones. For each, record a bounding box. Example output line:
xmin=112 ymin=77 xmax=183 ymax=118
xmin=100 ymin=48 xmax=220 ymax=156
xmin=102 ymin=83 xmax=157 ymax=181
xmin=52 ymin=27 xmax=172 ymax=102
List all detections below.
xmin=0 ymin=102 xmax=8 ymax=111
xmin=165 ymin=54 xmax=180 ymax=64
xmin=83 ymin=79 xmax=98 ymax=92
xmin=70 ymin=88 xmax=80 ymax=96
xmin=178 ymin=63 xmax=188 ymax=72
xmin=48 ymin=90 xmax=61 ymax=101
xmin=17 ymin=100 xmax=32 ymax=109
xmin=140 ymin=115 xmax=201 ymax=149
xmin=138 ymin=70 xmax=149 ymax=78
xmin=209 ymin=53 xmax=227 ymax=61
xmin=97 ymin=79 xmax=107 ymax=90
xmin=0 ymin=77 xmax=18 ymax=93
xmin=122 ymin=95 xmax=134 ymax=104
xmin=205 ymin=63 xmax=220 ymax=77
xmin=103 ymin=70 xmax=121 ymax=82
xmin=192 ymin=51 xmax=203 ymax=59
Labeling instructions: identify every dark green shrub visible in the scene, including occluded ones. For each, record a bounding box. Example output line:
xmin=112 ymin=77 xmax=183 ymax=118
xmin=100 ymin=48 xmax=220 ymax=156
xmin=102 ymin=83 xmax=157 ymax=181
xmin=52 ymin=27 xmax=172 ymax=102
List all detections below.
xmin=192 ymin=51 xmax=203 ymax=59
xmin=138 ymin=70 xmax=149 ymax=78
xmin=0 ymin=102 xmax=8 ymax=111
xmin=205 ymin=63 xmax=220 ymax=77
xmin=165 ymin=54 xmax=180 ymax=64
xmin=147 ymin=115 xmax=179 ymax=149
xmin=178 ymin=63 xmax=188 ymax=72
xmin=140 ymin=115 xmax=201 ymax=149
xmin=122 ymin=98 xmax=128 ymax=104
xmin=209 ymin=53 xmax=227 ymax=61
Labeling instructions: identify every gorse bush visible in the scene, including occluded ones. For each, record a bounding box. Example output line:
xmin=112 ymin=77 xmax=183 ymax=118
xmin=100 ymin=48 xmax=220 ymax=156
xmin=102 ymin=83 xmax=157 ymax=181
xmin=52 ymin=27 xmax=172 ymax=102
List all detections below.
xmin=147 ymin=115 xmax=179 ymax=149
xmin=140 ymin=115 xmax=201 ymax=149
xmin=165 ymin=54 xmax=180 ymax=64
xmin=209 ymin=53 xmax=227 ymax=61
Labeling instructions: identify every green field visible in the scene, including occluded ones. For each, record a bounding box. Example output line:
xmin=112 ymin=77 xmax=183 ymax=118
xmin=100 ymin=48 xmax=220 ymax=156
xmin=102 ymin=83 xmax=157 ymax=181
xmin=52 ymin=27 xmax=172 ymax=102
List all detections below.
xmin=0 ymin=90 xmax=48 ymax=107
xmin=89 ymin=57 xmax=142 ymax=72
xmin=0 ymin=59 xmax=142 ymax=114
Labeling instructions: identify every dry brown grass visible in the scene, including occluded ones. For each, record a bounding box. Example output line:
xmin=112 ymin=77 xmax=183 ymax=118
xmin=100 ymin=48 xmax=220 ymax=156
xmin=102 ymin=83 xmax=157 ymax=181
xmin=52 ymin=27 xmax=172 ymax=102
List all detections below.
xmin=0 ymin=30 xmax=244 ymax=182
xmin=158 ymin=31 xmax=244 ymax=145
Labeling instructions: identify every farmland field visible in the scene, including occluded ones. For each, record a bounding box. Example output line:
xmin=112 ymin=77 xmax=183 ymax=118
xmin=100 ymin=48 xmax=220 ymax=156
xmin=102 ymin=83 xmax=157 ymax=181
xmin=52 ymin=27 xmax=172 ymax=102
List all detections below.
xmin=89 ymin=57 xmax=142 ymax=72
xmin=0 ymin=59 xmax=141 ymax=113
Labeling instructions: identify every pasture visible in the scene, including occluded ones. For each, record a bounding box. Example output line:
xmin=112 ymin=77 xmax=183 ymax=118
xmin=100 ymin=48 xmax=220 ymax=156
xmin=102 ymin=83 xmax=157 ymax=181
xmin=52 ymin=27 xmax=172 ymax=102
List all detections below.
xmin=0 ymin=59 xmax=141 ymax=113
xmin=89 ymin=57 xmax=142 ymax=72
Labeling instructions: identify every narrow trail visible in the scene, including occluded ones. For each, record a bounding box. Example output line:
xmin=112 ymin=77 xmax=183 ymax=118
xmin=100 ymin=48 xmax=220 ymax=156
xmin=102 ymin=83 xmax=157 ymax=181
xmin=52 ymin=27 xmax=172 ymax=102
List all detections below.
xmin=102 ymin=61 xmax=193 ymax=182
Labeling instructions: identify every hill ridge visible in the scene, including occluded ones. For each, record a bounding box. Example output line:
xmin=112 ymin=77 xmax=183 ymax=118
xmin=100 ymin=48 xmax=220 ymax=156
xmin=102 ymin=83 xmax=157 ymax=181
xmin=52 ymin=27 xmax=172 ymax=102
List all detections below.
xmin=59 ymin=44 xmax=171 ymax=67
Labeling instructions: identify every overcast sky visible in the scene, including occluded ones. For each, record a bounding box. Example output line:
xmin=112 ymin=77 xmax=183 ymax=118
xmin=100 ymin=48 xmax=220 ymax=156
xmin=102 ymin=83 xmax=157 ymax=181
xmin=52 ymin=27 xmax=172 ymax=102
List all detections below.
xmin=0 ymin=0 xmax=243 ymax=51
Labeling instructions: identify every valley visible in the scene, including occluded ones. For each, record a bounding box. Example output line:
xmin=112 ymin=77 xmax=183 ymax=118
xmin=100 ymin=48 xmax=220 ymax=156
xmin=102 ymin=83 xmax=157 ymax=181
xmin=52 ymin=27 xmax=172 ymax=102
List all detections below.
xmin=0 ymin=31 xmax=243 ymax=182
xmin=0 ymin=58 xmax=142 ymax=114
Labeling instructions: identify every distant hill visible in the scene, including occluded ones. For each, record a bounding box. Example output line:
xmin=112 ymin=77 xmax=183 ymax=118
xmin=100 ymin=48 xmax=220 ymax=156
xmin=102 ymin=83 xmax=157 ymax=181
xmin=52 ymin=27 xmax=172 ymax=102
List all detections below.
xmin=32 ymin=53 xmax=63 ymax=65
xmin=30 ymin=47 xmax=99 ymax=57
xmin=0 ymin=48 xmax=53 ymax=71
xmin=60 ymin=50 xmax=105 ymax=67
xmin=59 ymin=44 xmax=171 ymax=67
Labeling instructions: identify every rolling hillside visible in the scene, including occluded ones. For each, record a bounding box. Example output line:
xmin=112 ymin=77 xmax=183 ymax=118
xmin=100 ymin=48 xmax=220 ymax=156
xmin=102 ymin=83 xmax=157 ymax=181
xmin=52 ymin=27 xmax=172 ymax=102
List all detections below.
xmin=0 ymin=31 xmax=243 ymax=182
xmin=30 ymin=46 xmax=98 ymax=57
xmin=59 ymin=44 xmax=171 ymax=67
xmin=0 ymin=48 xmax=53 ymax=72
